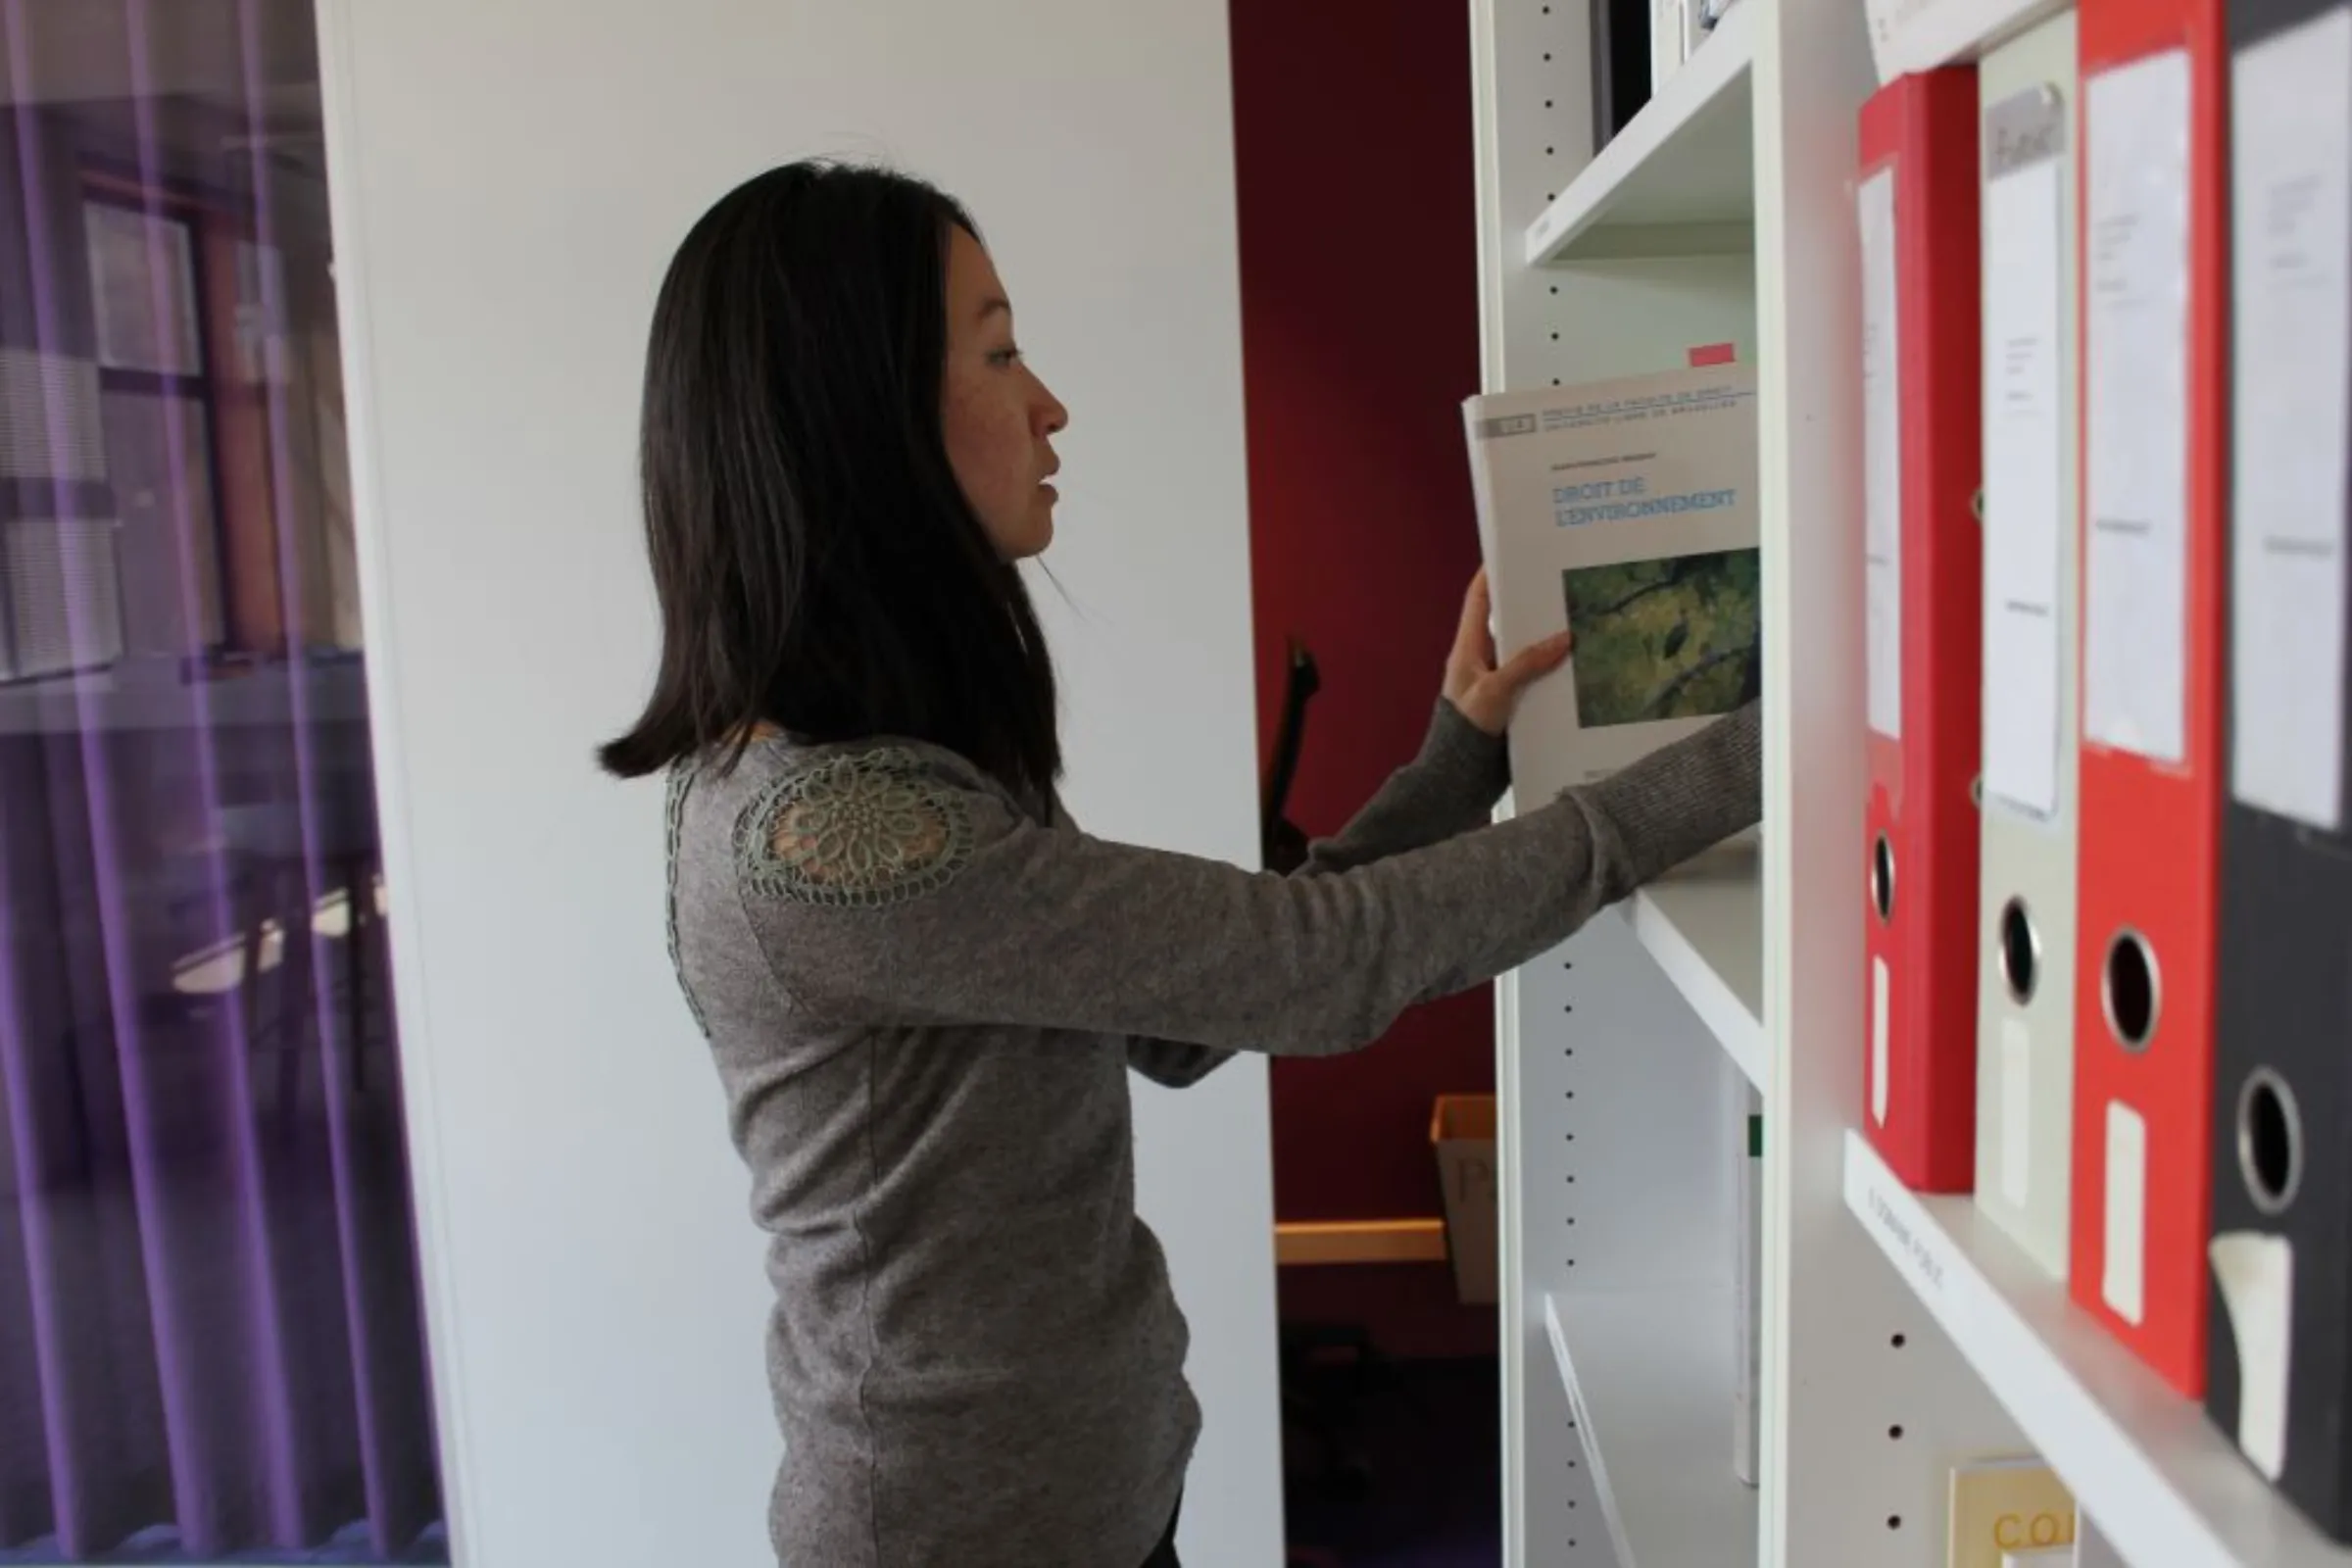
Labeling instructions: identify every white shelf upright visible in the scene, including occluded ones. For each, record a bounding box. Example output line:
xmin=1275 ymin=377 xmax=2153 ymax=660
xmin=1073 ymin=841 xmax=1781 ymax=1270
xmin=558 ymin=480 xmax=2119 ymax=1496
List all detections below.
xmin=1475 ymin=1 xmax=2352 ymax=1564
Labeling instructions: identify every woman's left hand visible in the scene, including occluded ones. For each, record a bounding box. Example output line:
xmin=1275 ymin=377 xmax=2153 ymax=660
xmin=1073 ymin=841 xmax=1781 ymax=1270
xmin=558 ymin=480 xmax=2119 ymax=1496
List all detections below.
xmin=1444 ymin=569 xmax=1573 ymax=737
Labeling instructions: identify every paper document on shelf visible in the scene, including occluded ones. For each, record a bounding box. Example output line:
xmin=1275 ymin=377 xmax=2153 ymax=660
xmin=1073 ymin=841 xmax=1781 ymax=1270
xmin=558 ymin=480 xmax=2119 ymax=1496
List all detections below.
xmin=2082 ymin=50 xmax=2192 ymax=764
xmin=2230 ymin=8 xmax=2352 ymax=830
xmin=1862 ymin=0 xmax=1957 ymax=83
xmin=1981 ymin=94 xmax=2069 ymax=820
xmin=1860 ymin=166 xmax=1904 ymax=740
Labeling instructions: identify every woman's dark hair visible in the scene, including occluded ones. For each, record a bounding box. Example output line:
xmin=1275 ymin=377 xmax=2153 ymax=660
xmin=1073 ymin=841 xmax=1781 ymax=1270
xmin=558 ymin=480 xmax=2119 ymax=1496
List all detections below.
xmin=598 ymin=160 xmax=1061 ymax=801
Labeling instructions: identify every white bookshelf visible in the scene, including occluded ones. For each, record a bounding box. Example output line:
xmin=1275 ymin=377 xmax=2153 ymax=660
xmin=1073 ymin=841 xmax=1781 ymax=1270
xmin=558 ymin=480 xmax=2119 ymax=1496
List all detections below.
xmin=1544 ymin=1289 xmax=1758 ymax=1567
xmin=1472 ymin=1 xmax=2352 ymax=1565
xmin=1523 ymin=0 xmax=1758 ymax=264
xmin=1846 ymin=1135 xmax=2352 ymax=1568
xmin=1624 ymin=849 xmax=1765 ymax=1089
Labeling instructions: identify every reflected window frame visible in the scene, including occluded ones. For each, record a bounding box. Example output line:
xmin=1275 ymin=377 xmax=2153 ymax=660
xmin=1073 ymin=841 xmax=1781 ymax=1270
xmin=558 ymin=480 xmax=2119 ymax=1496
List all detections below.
xmin=78 ymin=171 xmax=241 ymax=662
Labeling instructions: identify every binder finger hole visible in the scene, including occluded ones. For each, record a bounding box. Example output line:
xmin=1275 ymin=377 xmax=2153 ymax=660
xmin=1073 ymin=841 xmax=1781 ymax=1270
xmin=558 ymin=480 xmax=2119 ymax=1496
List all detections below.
xmin=1997 ymin=897 xmax=2038 ymax=1004
xmin=1870 ymin=832 xmax=1894 ymax=924
xmin=2238 ymin=1067 xmax=2303 ymax=1217
xmin=2101 ymin=929 xmax=2159 ymax=1050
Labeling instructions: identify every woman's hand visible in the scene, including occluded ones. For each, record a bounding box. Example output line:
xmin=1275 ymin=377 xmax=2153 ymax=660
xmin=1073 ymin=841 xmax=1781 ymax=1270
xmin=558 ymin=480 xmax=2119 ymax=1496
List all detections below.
xmin=1443 ymin=569 xmax=1573 ymax=737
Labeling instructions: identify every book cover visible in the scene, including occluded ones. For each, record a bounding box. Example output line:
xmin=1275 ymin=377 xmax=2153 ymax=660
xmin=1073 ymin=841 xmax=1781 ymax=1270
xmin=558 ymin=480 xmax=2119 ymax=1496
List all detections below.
xmin=1858 ymin=64 xmax=1984 ymax=1195
xmin=1592 ymin=0 xmax=1653 ymax=150
xmin=1732 ymin=1094 xmax=1762 ymax=1484
xmin=1946 ymin=1456 xmax=2076 ymax=1567
xmin=1461 ymin=364 xmax=1762 ymax=812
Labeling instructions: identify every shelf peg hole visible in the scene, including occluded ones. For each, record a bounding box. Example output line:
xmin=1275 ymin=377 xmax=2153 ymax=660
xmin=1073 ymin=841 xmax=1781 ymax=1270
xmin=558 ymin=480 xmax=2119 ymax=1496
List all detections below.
xmin=1870 ymin=832 xmax=1894 ymax=924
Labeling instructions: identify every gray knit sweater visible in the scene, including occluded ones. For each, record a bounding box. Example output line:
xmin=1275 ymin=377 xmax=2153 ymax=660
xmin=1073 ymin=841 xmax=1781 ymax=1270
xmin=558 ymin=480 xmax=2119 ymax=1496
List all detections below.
xmin=665 ymin=698 xmax=1761 ymax=1567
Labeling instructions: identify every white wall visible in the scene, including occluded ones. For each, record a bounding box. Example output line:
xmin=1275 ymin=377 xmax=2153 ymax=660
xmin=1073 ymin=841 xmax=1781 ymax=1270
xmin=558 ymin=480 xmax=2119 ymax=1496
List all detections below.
xmin=316 ymin=2 xmax=1281 ymax=1562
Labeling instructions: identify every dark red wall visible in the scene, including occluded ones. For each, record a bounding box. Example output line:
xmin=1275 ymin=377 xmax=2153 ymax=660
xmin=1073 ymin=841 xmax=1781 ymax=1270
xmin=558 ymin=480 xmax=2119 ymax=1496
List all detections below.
xmin=1230 ymin=0 xmax=1493 ymax=1232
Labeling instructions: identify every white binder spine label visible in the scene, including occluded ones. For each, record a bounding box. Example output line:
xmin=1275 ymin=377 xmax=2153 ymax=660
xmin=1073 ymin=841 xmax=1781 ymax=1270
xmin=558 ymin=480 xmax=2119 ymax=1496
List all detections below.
xmin=1871 ymin=956 xmax=1891 ymax=1126
xmin=2101 ymin=1099 xmax=2148 ymax=1325
xmin=1982 ymin=87 xmax=2070 ymax=820
xmin=2082 ymin=50 xmax=2193 ymax=764
xmin=1862 ymin=166 xmax=1905 ymax=741
xmin=2210 ymin=1230 xmax=2295 ymax=1482
xmin=2230 ymin=8 xmax=2352 ymax=830
xmin=2000 ymin=1017 xmax=2033 ymax=1207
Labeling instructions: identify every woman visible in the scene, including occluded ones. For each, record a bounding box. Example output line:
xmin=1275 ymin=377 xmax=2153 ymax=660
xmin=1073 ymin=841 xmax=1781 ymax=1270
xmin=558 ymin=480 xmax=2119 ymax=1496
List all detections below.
xmin=600 ymin=161 xmax=1760 ymax=1568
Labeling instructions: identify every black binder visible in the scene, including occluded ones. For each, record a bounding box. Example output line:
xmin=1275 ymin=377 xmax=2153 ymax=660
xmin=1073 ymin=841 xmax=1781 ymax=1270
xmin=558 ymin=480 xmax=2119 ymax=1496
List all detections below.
xmin=2206 ymin=0 xmax=2352 ymax=1543
xmin=1590 ymin=0 xmax=1651 ymax=152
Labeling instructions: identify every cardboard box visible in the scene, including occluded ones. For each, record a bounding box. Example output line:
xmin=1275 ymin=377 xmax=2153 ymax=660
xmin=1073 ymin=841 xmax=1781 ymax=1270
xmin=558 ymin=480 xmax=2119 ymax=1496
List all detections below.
xmin=1431 ymin=1095 xmax=1498 ymax=1304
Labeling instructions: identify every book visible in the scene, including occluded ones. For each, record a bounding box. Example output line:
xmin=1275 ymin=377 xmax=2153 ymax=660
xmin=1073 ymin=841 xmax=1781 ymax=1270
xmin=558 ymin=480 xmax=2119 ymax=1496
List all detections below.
xmin=1592 ymin=0 xmax=1654 ymax=150
xmin=1732 ymin=1093 xmax=1762 ymax=1484
xmin=1857 ymin=64 xmax=1984 ymax=1195
xmin=1461 ymin=363 xmax=1762 ymax=813
xmin=1653 ymin=0 xmax=1695 ymax=91
xmin=1946 ymin=1455 xmax=2076 ymax=1567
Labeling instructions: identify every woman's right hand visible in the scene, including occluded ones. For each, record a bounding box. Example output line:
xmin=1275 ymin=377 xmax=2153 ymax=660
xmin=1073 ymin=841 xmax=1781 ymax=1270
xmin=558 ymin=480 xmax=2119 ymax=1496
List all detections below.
xmin=1443 ymin=569 xmax=1572 ymax=737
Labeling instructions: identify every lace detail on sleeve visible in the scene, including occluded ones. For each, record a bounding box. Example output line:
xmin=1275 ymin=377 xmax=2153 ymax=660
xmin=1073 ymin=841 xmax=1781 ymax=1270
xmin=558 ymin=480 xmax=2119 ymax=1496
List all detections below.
xmin=664 ymin=764 xmax=712 ymax=1039
xmin=736 ymin=747 xmax=978 ymax=908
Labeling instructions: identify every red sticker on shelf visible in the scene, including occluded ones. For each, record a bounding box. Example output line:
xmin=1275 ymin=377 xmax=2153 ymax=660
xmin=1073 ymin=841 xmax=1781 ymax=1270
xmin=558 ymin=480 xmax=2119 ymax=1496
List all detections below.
xmin=1689 ymin=342 xmax=1737 ymax=367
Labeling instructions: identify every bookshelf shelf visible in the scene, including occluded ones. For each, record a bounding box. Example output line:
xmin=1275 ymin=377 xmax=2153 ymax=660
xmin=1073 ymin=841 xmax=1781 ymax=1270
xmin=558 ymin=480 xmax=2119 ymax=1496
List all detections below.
xmin=1624 ymin=845 xmax=1766 ymax=1090
xmin=1844 ymin=1135 xmax=2352 ymax=1568
xmin=1544 ymin=1288 xmax=1757 ymax=1568
xmin=1521 ymin=0 xmax=1756 ymax=267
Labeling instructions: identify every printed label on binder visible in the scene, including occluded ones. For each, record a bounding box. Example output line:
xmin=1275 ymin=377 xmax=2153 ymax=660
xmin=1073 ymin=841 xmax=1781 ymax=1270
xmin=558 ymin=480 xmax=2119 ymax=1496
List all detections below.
xmin=1861 ymin=166 xmax=1905 ymax=741
xmin=2229 ymin=9 xmax=2352 ymax=831
xmin=1872 ymin=956 xmax=1891 ymax=1126
xmin=2082 ymin=50 xmax=2192 ymax=764
xmin=2102 ymin=1099 xmax=2148 ymax=1325
xmin=1982 ymin=88 xmax=2068 ymax=820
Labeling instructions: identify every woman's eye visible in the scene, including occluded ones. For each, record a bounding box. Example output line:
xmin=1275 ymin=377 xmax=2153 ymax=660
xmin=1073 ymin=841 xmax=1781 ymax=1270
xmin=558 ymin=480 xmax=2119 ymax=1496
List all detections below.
xmin=989 ymin=346 xmax=1024 ymax=367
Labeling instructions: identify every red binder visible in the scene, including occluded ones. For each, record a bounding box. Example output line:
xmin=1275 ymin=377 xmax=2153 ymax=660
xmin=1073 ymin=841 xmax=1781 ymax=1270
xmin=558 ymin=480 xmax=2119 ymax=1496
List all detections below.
xmin=1858 ymin=67 xmax=1984 ymax=1193
xmin=2067 ymin=0 xmax=2227 ymax=1396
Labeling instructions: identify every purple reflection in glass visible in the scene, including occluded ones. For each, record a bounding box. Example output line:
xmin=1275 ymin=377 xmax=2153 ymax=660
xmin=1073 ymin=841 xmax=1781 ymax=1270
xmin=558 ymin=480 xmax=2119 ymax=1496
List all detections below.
xmin=0 ymin=2 xmax=446 ymax=1561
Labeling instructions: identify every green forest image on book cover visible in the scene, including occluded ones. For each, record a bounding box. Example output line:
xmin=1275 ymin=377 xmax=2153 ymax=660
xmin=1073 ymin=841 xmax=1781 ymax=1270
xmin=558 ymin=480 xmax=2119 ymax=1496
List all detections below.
xmin=1561 ymin=548 xmax=1762 ymax=727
